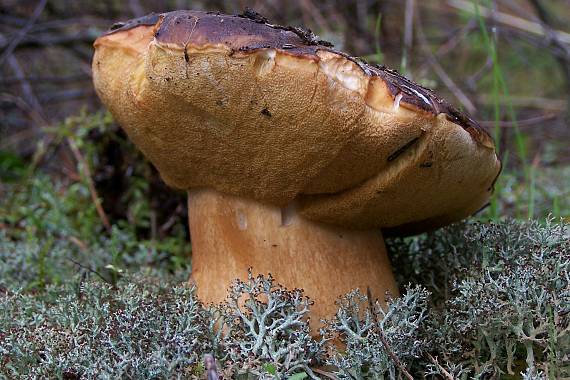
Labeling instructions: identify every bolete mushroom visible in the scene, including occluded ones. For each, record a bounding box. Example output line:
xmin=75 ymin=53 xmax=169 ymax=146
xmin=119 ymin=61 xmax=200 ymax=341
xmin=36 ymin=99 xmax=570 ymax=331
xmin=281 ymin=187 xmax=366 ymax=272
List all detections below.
xmin=92 ymin=10 xmax=501 ymax=321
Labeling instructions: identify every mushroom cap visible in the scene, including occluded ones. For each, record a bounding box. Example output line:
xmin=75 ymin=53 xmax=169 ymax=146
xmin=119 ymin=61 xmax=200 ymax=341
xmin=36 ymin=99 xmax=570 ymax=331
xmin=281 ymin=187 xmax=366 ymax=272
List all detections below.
xmin=92 ymin=10 xmax=501 ymax=233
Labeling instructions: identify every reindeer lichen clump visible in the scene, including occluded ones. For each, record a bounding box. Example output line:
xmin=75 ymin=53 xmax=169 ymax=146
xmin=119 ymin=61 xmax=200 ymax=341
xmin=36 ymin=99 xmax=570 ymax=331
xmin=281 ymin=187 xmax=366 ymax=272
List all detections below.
xmin=1 ymin=220 xmax=568 ymax=378
xmin=215 ymin=271 xmax=325 ymax=379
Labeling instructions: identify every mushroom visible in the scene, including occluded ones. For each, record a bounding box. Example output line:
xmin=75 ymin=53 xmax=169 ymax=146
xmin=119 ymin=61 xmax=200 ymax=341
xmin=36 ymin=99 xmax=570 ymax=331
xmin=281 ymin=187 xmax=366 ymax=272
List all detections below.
xmin=92 ymin=10 xmax=501 ymax=321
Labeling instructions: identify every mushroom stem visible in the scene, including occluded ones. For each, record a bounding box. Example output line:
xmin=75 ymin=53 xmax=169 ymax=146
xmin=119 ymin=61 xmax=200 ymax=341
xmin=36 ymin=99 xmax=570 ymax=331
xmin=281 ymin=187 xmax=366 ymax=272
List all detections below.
xmin=188 ymin=188 xmax=399 ymax=323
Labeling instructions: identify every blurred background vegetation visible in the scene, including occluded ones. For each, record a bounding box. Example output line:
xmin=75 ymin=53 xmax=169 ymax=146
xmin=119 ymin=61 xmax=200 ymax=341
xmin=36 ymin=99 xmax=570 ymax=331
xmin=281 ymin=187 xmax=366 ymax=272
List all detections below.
xmin=1 ymin=0 xmax=569 ymax=235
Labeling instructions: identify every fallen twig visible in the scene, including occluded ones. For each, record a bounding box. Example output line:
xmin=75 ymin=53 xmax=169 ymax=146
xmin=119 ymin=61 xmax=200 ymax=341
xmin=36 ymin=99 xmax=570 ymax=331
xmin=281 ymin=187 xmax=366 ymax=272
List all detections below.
xmin=427 ymin=353 xmax=455 ymax=380
xmin=402 ymin=0 xmax=415 ymax=72
xmin=415 ymin=9 xmax=476 ymax=114
xmin=0 ymin=73 xmax=90 ymax=86
xmin=68 ymin=236 xmax=88 ymax=252
xmin=6 ymin=55 xmax=46 ymax=125
xmin=528 ymin=0 xmax=570 ymax=118
xmin=479 ymin=113 xmax=559 ymax=128
xmin=67 ymin=137 xmax=112 ymax=232
xmin=417 ymin=20 xmax=477 ymax=75
xmin=447 ymin=0 xmax=570 ymax=46
xmin=367 ymin=287 xmax=414 ymax=380
xmin=312 ymin=368 xmax=340 ymax=380
xmin=67 ymin=257 xmax=112 ymax=285
xmin=0 ymin=0 xmax=47 ymax=67
xmin=0 ymin=32 xmax=96 ymax=51
xmin=476 ymin=95 xmax=567 ymax=112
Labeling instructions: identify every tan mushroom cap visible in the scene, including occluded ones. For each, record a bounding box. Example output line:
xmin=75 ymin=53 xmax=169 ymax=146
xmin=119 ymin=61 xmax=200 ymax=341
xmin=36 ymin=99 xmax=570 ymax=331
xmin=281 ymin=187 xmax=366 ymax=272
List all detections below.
xmin=93 ymin=10 xmax=501 ymax=233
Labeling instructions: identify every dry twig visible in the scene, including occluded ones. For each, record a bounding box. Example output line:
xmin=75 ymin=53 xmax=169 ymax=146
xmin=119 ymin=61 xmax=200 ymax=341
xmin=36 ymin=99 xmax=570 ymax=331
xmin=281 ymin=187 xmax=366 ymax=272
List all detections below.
xmin=0 ymin=0 xmax=47 ymax=67
xmin=528 ymin=0 xmax=570 ymax=118
xmin=427 ymin=353 xmax=455 ymax=380
xmin=67 ymin=137 xmax=111 ymax=232
xmin=415 ymin=10 xmax=476 ymax=114
xmin=312 ymin=368 xmax=340 ymax=380
xmin=447 ymin=0 xmax=570 ymax=46
xmin=67 ymin=257 xmax=112 ymax=285
xmin=402 ymin=0 xmax=415 ymax=73
xmin=480 ymin=114 xmax=559 ymax=128
xmin=367 ymin=287 xmax=414 ymax=380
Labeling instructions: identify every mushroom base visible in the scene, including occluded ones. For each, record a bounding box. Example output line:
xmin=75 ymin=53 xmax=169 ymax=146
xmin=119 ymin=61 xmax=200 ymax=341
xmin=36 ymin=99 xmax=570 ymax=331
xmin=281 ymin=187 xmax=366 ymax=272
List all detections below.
xmin=188 ymin=189 xmax=399 ymax=324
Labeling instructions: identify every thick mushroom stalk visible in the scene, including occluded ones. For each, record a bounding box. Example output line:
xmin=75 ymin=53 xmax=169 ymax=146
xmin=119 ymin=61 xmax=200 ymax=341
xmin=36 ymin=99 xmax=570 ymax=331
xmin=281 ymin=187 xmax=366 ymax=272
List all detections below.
xmin=188 ymin=189 xmax=398 ymax=319
xmin=92 ymin=10 xmax=501 ymax=323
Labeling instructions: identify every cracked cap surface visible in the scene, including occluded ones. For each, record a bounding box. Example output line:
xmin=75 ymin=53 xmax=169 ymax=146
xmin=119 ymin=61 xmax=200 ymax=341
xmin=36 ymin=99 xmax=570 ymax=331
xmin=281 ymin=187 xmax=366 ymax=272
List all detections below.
xmin=92 ymin=10 xmax=501 ymax=233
